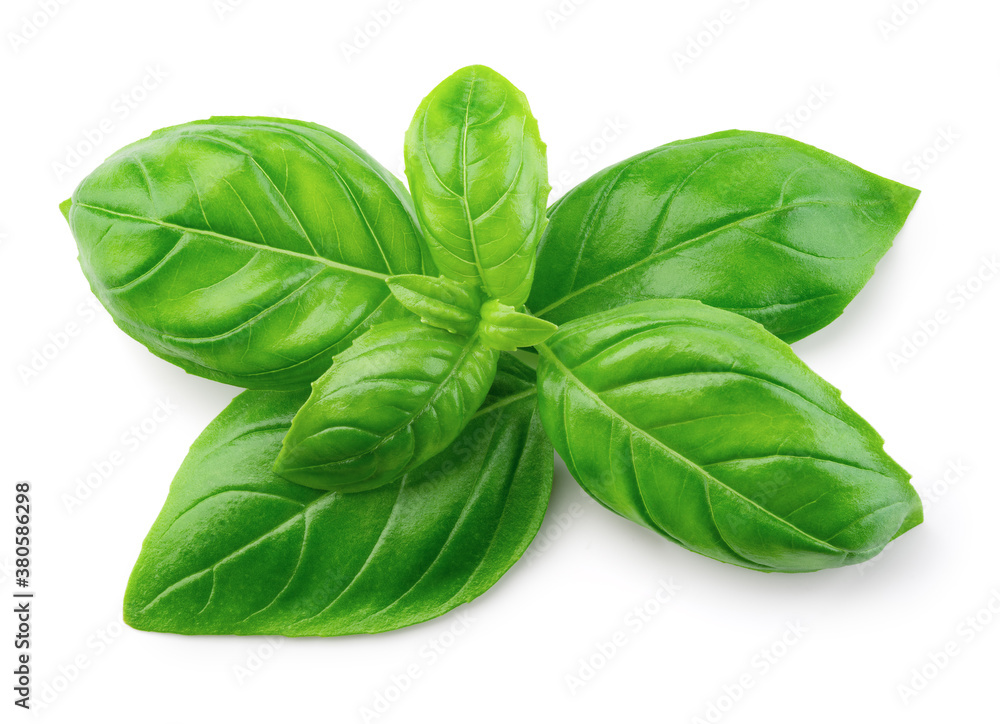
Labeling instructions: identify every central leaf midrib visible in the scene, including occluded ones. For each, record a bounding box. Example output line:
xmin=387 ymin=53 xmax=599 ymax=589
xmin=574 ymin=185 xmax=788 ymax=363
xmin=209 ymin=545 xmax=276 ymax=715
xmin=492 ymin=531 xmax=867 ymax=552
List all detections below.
xmin=76 ymin=202 xmax=389 ymax=281
xmin=534 ymin=199 xmax=886 ymax=318
xmin=340 ymin=410 xmax=511 ymax=627
xmin=139 ymin=492 xmax=338 ymax=615
xmin=288 ymin=331 xmax=490 ymax=472
xmin=536 ymin=342 xmax=842 ymax=554
xmin=138 ymin=385 xmax=536 ymax=617
xmin=459 ymin=73 xmax=488 ymax=287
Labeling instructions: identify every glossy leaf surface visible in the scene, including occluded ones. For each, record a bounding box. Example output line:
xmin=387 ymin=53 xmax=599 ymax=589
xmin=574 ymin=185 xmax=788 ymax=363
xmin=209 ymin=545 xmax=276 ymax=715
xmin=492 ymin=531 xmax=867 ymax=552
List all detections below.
xmin=386 ymin=274 xmax=482 ymax=335
xmin=530 ymin=131 xmax=920 ymax=342
xmin=405 ymin=65 xmax=549 ymax=306
xmin=536 ymin=299 xmax=922 ymax=572
xmin=275 ymin=319 xmax=499 ymax=492
xmin=64 ymin=117 xmax=430 ymax=389
xmin=124 ymin=356 xmax=552 ymax=635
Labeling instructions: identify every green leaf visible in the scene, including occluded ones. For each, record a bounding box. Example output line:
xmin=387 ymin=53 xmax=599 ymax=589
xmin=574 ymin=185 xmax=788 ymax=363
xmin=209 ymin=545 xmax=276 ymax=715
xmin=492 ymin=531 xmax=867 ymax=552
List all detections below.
xmin=530 ymin=130 xmax=920 ymax=343
xmin=63 ymin=117 xmax=432 ymax=390
xmin=405 ymin=65 xmax=549 ymax=306
xmin=274 ymin=319 xmax=499 ymax=492
xmin=123 ymin=355 xmax=552 ymax=636
xmin=479 ymin=299 xmax=558 ymax=351
xmin=386 ymin=274 xmax=482 ymax=335
xmin=536 ymin=299 xmax=922 ymax=573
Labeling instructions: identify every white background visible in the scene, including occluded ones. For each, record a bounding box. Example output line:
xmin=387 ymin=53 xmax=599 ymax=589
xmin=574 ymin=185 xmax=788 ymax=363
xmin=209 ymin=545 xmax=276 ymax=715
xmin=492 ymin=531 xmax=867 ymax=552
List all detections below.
xmin=2 ymin=0 xmax=997 ymax=722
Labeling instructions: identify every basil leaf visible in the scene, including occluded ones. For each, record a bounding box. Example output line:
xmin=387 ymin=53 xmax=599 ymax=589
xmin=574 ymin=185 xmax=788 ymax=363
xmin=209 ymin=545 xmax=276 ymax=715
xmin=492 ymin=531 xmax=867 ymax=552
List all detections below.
xmin=386 ymin=274 xmax=482 ymax=335
xmin=63 ymin=117 xmax=431 ymax=390
xmin=530 ymin=131 xmax=920 ymax=342
xmin=405 ymin=65 xmax=549 ymax=306
xmin=479 ymin=300 xmax=558 ymax=351
xmin=274 ymin=319 xmax=499 ymax=492
xmin=124 ymin=355 xmax=551 ymax=636
xmin=536 ymin=299 xmax=922 ymax=573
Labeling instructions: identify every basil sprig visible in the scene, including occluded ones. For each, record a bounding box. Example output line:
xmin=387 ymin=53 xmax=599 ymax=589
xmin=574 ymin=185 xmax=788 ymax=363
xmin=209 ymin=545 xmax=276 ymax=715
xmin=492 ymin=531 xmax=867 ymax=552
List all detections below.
xmin=62 ymin=65 xmax=923 ymax=637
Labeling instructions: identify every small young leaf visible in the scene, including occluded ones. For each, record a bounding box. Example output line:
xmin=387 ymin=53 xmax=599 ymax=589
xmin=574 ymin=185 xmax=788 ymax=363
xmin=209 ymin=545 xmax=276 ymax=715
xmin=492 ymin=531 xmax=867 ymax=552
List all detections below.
xmin=386 ymin=274 xmax=482 ymax=335
xmin=530 ymin=130 xmax=920 ymax=342
xmin=124 ymin=356 xmax=553 ymax=636
xmin=405 ymin=65 xmax=549 ymax=306
xmin=274 ymin=319 xmax=499 ymax=492
xmin=536 ymin=299 xmax=922 ymax=573
xmin=479 ymin=299 xmax=558 ymax=351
